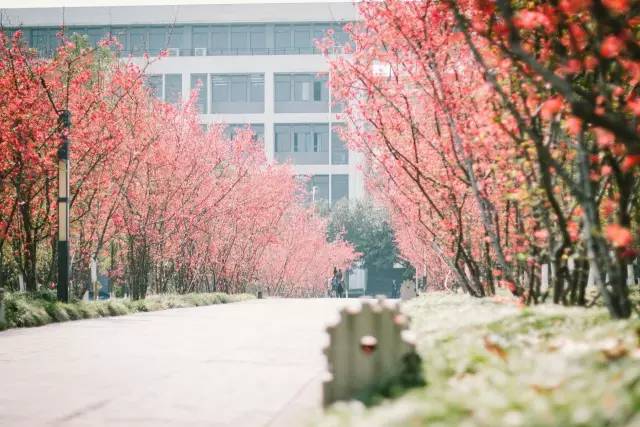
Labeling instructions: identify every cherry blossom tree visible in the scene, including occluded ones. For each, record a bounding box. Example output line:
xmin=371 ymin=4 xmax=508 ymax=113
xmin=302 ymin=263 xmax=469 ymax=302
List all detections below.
xmin=325 ymin=0 xmax=639 ymax=317
xmin=0 ymin=30 xmax=356 ymax=299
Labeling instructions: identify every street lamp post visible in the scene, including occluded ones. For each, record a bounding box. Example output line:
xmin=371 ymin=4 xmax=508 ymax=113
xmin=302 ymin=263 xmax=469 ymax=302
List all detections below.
xmin=57 ymin=110 xmax=71 ymax=302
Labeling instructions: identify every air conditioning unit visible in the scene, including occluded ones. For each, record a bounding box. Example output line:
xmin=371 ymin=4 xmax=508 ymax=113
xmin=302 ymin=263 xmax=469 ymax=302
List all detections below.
xmin=194 ymin=47 xmax=207 ymax=56
xmin=167 ymin=48 xmax=180 ymax=57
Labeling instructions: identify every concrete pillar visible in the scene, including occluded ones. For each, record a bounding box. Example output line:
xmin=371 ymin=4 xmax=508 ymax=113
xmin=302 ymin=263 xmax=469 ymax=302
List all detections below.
xmin=264 ymin=71 xmax=275 ymax=161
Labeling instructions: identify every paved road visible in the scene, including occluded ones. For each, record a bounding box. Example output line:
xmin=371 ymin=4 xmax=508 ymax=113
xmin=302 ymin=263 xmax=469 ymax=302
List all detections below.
xmin=0 ymin=298 xmax=356 ymax=427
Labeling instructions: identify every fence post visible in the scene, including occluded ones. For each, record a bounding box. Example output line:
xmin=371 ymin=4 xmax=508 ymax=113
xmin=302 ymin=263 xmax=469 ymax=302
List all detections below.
xmin=322 ymin=298 xmax=421 ymax=406
xmin=540 ymin=264 xmax=549 ymax=292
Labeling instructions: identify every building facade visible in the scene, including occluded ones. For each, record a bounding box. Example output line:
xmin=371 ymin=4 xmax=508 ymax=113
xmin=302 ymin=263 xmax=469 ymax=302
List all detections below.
xmin=2 ymin=1 xmax=365 ymax=207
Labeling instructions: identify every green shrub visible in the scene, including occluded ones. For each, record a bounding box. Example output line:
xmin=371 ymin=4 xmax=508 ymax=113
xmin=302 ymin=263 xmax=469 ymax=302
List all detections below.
xmin=93 ymin=301 xmax=110 ymax=317
xmin=44 ymin=302 xmax=71 ymax=322
xmin=5 ymin=295 xmax=51 ymax=327
xmin=106 ymin=300 xmax=129 ymax=316
xmin=76 ymin=302 xmax=100 ymax=319
xmin=0 ymin=291 xmax=254 ymax=330
xmin=61 ymin=303 xmax=83 ymax=320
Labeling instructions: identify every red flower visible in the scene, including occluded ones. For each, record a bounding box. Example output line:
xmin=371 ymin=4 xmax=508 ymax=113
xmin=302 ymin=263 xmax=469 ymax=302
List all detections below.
xmin=602 ymin=0 xmax=630 ymax=14
xmin=605 ymin=224 xmax=633 ymax=248
xmin=559 ymin=0 xmax=592 ymax=14
xmin=540 ymin=96 xmax=563 ymax=120
xmin=600 ymin=35 xmax=624 ymax=58
xmin=593 ymin=127 xmax=615 ymax=148
xmin=622 ymin=154 xmax=640 ymax=171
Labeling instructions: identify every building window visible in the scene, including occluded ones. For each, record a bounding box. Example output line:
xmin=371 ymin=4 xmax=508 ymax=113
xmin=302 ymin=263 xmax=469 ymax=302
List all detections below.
xmin=231 ymin=76 xmax=247 ymax=102
xmin=308 ymin=175 xmax=330 ymax=203
xmin=275 ymin=25 xmax=291 ymax=50
xmin=331 ymin=174 xmax=349 ymax=205
xmin=250 ymin=75 xmax=264 ymax=102
xmin=231 ymin=26 xmax=249 ymax=52
xmin=275 ymin=124 xmax=329 ymax=164
xmin=313 ymin=81 xmax=323 ymax=101
xmin=275 ymin=127 xmax=291 ymax=152
xmin=110 ymin=27 xmax=129 ymax=52
xmin=274 ymin=73 xmax=329 ymax=113
xmin=130 ymin=29 xmax=146 ymax=56
xmin=192 ymin=26 xmax=209 ymax=51
xmin=294 ymin=25 xmax=311 ymax=50
xmin=275 ymin=75 xmax=291 ymax=102
xmin=145 ymin=74 xmax=163 ymax=99
xmin=225 ymin=123 xmax=264 ymax=141
xmin=25 ymin=23 xmax=351 ymax=58
xmin=166 ymin=27 xmax=184 ymax=51
xmin=211 ymin=26 xmax=228 ymax=53
xmin=190 ymin=74 xmax=207 ymax=114
xmin=86 ymin=28 xmax=108 ymax=46
xmin=148 ymin=28 xmax=166 ymax=54
xmin=331 ymin=126 xmax=349 ymax=164
xmin=250 ymin=26 xmax=266 ymax=50
xmin=212 ymin=75 xmax=229 ymax=102
xmin=165 ymin=74 xmax=182 ymax=104
xmin=211 ymin=74 xmax=264 ymax=113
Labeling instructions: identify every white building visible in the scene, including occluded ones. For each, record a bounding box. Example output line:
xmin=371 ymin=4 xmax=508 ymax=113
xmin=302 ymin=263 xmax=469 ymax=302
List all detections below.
xmin=1 ymin=1 xmax=365 ymax=207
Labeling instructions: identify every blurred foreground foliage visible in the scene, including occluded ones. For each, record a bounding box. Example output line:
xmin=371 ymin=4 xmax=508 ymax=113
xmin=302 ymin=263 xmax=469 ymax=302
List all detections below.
xmin=319 ymin=293 xmax=640 ymax=427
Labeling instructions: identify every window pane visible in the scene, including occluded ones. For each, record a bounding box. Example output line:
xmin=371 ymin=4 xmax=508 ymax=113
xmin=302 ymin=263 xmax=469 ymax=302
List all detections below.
xmin=275 ymin=26 xmax=290 ymax=48
xmin=293 ymin=26 xmax=311 ymax=48
xmin=231 ymin=76 xmax=247 ymax=102
xmin=231 ymin=27 xmax=248 ymax=50
xmin=87 ymin=28 xmax=107 ymax=46
xmin=130 ymin=30 xmax=146 ymax=55
xmin=167 ymin=28 xmax=183 ymax=49
xmin=311 ymin=175 xmax=329 ymax=202
xmin=250 ymin=26 xmax=265 ymax=49
xmin=191 ymin=74 xmax=207 ymax=113
xmin=32 ymin=30 xmax=49 ymax=53
xmin=294 ymin=76 xmax=312 ymax=101
xmin=332 ymin=127 xmax=349 ymax=164
xmin=275 ymin=75 xmax=291 ymax=102
xmin=211 ymin=26 xmax=228 ymax=51
xmin=148 ymin=31 xmax=165 ymax=53
xmin=313 ymin=81 xmax=322 ymax=101
xmin=145 ymin=74 xmax=162 ymax=99
xmin=252 ymin=124 xmax=264 ymax=140
xmin=275 ymin=126 xmax=291 ymax=152
xmin=250 ymin=75 xmax=264 ymax=102
xmin=331 ymin=174 xmax=349 ymax=205
xmin=293 ymin=130 xmax=310 ymax=152
xmin=193 ymin=27 xmax=209 ymax=48
xmin=165 ymin=74 xmax=182 ymax=104
xmin=111 ymin=27 xmax=128 ymax=51
xmin=314 ymin=128 xmax=328 ymax=152
xmin=212 ymin=75 xmax=229 ymax=102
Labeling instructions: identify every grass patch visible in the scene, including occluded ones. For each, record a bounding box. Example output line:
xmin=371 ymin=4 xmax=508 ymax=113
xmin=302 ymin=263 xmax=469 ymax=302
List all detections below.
xmin=318 ymin=293 xmax=640 ymax=427
xmin=0 ymin=291 xmax=254 ymax=331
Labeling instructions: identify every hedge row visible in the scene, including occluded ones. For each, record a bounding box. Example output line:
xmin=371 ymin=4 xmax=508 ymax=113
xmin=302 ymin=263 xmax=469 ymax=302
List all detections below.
xmin=0 ymin=291 xmax=254 ymax=330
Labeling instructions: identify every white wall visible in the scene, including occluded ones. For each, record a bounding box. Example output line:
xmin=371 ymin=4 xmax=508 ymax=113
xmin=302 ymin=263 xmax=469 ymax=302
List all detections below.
xmin=1 ymin=2 xmax=359 ymax=26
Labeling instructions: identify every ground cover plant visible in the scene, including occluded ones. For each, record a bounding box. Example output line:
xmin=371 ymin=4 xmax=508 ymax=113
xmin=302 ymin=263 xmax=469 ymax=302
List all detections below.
xmin=318 ymin=293 xmax=640 ymax=427
xmin=0 ymin=290 xmax=254 ymax=330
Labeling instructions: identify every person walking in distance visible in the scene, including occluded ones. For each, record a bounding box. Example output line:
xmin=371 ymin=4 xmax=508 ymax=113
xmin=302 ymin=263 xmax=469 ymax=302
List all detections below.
xmin=337 ymin=269 xmax=345 ymax=298
xmin=330 ymin=267 xmax=338 ymax=297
